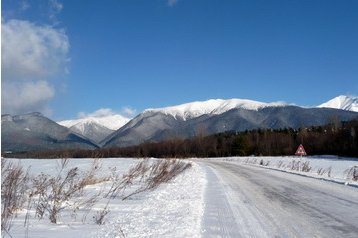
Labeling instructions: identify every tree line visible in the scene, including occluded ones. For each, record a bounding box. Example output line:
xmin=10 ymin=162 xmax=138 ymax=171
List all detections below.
xmin=6 ymin=119 xmax=358 ymax=158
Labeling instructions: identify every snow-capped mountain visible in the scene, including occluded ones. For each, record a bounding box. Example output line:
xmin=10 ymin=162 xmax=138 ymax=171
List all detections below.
xmin=144 ymin=98 xmax=288 ymax=120
xmin=4 ymin=96 xmax=358 ymax=152
xmin=59 ymin=114 xmax=130 ymax=130
xmin=1 ymin=113 xmax=98 ymax=152
xmin=58 ymin=114 xmax=130 ymax=144
xmin=318 ymin=95 xmax=358 ymax=112
xmin=102 ymin=98 xmax=358 ymax=148
xmin=65 ymin=121 xmax=114 ymax=144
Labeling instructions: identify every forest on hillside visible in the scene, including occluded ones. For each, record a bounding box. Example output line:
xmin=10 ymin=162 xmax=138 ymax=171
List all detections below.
xmin=8 ymin=119 xmax=358 ymax=159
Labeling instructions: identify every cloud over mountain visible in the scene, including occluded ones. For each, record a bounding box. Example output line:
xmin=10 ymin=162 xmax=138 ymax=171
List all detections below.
xmin=1 ymin=18 xmax=69 ymax=115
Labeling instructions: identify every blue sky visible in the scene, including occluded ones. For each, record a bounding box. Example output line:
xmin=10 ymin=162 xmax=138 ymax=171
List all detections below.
xmin=2 ymin=0 xmax=358 ymax=120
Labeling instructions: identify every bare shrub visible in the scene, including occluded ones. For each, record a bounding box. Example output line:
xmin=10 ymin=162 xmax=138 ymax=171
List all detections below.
xmin=77 ymin=193 xmax=102 ymax=223
xmin=258 ymin=159 xmax=270 ymax=166
xmin=288 ymin=160 xmax=299 ymax=170
xmin=317 ymin=168 xmax=324 ymax=175
xmin=1 ymin=160 xmax=30 ymax=236
xmin=58 ymin=158 xmax=69 ymax=171
xmin=146 ymin=159 xmax=191 ymax=189
xmin=78 ymin=159 xmax=110 ymax=189
xmin=346 ymin=166 xmax=358 ymax=181
xmin=301 ymin=161 xmax=312 ymax=172
xmin=31 ymin=160 xmax=105 ymax=224
xmin=105 ymin=160 xmax=150 ymax=199
xmin=276 ymin=160 xmax=284 ymax=169
xmin=317 ymin=166 xmax=332 ymax=177
xmin=327 ymin=167 xmax=332 ymax=177
xmin=287 ymin=160 xmax=311 ymax=172
xmin=122 ymin=159 xmax=191 ymax=200
xmin=94 ymin=206 xmax=110 ymax=225
xmin=31 ymin=173 xmax=52 ymax=220
xmin=48 ymin=167 xmax=81 ymax=223
xmin=244 ymin=158 xmax=257 ymax=165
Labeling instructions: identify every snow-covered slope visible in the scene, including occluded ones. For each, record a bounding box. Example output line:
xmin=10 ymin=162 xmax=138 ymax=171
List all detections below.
xmin=144 ymin=98 xmax=288 ymax=120
xmin=318 ymin=95 xmax=358 ymax=112
xmin=58 ymin=114 xmax=130 ymax=144
xmin=59 ymin=114 xmax=130 ymax=131
xmin=68 ymin=121 xmax=115 ymax=144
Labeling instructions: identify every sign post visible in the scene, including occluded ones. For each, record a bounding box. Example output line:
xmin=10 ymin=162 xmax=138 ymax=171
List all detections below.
xmin=295 ymin=144 xmax=307 ymax=157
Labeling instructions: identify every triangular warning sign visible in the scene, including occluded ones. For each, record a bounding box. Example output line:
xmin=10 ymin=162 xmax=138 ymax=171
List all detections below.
xmin=295 ymin=144 xmax=307 ymax=156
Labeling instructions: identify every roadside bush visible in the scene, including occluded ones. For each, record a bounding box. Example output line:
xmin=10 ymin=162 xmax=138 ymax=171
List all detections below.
xmin=346 ymin=166 xmax=358 ymax=181
xmin=122 ymin=159 xmax=192 ymax=200
xmin=317 ymin=167 xmax=332 ymax=177
xmin=1 ymin=160 xmax=30 ymax=236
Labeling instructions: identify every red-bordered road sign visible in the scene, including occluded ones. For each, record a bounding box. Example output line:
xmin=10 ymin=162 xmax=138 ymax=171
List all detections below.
xmin=295 ymin=144 xmax=307 ymax=156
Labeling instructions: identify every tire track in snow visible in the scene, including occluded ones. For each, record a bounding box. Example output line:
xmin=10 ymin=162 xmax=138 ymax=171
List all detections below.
xmin=201 ymin=166 xmax=238 ymax=237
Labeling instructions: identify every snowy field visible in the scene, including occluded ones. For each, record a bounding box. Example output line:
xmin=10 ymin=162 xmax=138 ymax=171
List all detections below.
xmin=2 ymin=158 xmax=206 ymax=238
xmin=2 ymin=155 xmax=357 ymax=238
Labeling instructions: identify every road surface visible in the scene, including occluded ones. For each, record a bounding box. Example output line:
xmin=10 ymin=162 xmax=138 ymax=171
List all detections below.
xmin=200 ymin=160 xmax=358 ymax=238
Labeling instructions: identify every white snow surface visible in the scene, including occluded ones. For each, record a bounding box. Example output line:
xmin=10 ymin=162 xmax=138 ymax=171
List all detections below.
xmin=6 ymin=158 xmax=206 ymax=238
xmin=144 ymin=98 xmax=288 ymax=120
xmin=95 ymin=162 xmax=206 ymax=238
xmin=318 ymin=95 xmax=358 ymax=112
xmin=58 ymin=114 xmax=130 ymax=131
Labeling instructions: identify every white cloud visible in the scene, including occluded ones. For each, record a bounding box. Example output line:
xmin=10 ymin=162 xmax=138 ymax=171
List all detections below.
xmin=20 ymin=0 xmax=30 ymax=11
xmin=77 ymin=107 xmax=136 ymax=119
xmin=78 ymin=108 xmax=116 ymax=118
xmin=49 ymin=0 xmax=63 ymax=12
xmin=121 ymin=107 xmax=137 ymax=117
xmin=49 ymin=0 xmax=63 ymax=22
xmin=2 ymin=81 xmax=55 ymax=115
xmin=1 ymin=19 xmax=69 ymax=115
xmin=167 ymin=0 xmax=178 ymax=7
xmin=2 ymin=19 xmax=69 ymax=80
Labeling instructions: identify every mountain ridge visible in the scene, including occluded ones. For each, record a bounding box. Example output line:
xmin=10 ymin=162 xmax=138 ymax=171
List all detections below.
xmin=144 ymin=98 xmax=289 ymax=120
xmin=3 ymin=95 xmax=358 ymax=152
xmin=1 ymin=112 xmax=98 ymax=152
xmin=102 ymin=105 xmax=358 ymax=148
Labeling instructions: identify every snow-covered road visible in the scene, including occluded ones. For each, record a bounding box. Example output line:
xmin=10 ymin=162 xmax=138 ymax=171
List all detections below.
xmin=200 ymin=160 xmax=358 ymax=238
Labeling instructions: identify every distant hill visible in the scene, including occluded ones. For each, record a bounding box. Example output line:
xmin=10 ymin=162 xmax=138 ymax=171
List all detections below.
xmin=2 ymin=112 xmax=98 ymax=153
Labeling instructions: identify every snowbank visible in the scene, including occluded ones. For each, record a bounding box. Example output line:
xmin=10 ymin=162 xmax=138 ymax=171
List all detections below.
xmin=210 ymin=156 xmax=358 ymax=186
